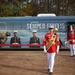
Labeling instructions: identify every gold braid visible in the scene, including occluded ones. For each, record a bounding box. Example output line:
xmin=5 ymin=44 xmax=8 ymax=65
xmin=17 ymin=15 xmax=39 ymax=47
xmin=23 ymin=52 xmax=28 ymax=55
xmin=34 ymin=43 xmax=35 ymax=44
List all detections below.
xmin=46 ymin=34 xmax=56 ymax=50
xmin=46 ymin=28 xmax=58 ymax=50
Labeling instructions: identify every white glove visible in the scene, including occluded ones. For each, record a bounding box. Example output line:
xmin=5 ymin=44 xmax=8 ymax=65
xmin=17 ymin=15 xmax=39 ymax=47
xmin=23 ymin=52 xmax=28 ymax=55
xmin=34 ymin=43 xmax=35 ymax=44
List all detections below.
xmin=12 ymin=43 xmax=19 ymax=44
xmin=43 ymin=46 xmax=47 ymax=53
xmin=73 ymin=40 xmax=75 ymax=42
xmin=56 ymin=46 xmax=60 ymax=54
xmin=65 ymin=41 xmax=68 ymax=44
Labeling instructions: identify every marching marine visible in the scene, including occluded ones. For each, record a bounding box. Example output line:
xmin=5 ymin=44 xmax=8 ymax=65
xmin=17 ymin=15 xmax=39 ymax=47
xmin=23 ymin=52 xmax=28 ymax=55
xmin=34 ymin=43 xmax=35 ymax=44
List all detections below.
xmin=65 ymin=25 xmax=75 ymax=57
xmin=43 ymin=26 xmax=60 ymax=75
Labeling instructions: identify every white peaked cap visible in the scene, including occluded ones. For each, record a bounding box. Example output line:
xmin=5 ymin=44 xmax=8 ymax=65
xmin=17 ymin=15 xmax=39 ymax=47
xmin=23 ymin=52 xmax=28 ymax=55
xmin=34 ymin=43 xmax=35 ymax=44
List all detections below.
xmin=49 ymin=26 xmax=54 ymax=29
xmin=32 ymin=30 xmax=37 ymax=33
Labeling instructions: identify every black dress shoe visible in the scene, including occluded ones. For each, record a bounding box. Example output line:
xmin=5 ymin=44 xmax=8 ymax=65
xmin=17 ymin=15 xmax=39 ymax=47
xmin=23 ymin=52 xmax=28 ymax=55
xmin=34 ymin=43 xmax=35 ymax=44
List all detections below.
xmin=49 ymin=72 xmax=53 ymax=75
xmin=73 ymin=55 xmax=75 ymax=56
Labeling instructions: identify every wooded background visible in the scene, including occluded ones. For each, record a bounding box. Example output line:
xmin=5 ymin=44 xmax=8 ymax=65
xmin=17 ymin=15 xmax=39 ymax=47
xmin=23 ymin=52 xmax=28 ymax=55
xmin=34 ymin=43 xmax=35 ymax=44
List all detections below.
xmin=0 ymin=0 xmax=75 ymax=16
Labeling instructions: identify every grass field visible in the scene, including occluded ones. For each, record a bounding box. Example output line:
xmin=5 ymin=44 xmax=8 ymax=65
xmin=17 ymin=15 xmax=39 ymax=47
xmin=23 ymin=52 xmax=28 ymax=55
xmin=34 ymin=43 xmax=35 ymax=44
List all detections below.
xmin=0 ymin=51 xmax=75 ymax=75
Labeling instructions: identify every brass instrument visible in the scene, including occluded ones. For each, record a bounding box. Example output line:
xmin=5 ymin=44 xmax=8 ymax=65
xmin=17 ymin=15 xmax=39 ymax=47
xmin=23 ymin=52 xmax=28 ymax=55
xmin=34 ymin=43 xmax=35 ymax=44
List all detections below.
xmin=46 ymin=28 xmax=58 ymax=50
xmin=46 ymin=34 xmax=56 ymax=50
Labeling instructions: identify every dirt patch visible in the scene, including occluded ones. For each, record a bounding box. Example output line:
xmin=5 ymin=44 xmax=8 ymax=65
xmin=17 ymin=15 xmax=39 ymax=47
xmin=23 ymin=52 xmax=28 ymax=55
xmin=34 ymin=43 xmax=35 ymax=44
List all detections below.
xmin=0 ymin=51 xmax=75 ymax=75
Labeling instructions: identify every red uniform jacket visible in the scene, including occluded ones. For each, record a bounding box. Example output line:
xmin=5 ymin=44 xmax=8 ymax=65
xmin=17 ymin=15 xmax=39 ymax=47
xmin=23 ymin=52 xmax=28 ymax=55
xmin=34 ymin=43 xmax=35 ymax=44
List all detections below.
xmin=43 ymin=33 xmax=60 ymax=53
xmin=68 ymin=33 xmax=75 ymax=44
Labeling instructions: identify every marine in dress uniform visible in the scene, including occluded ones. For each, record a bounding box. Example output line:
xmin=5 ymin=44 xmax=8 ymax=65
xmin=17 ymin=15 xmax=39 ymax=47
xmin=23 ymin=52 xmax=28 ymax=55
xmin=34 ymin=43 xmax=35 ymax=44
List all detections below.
xmin=29 ymin=30 xmax=40 ymax=48
xmin=43 ymin=26 xmax=60 ymax=75
xmin=10 ymin=31 xmax=21 ymax=48
xmin=68 ymin=30 xmax=75 ymax=56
